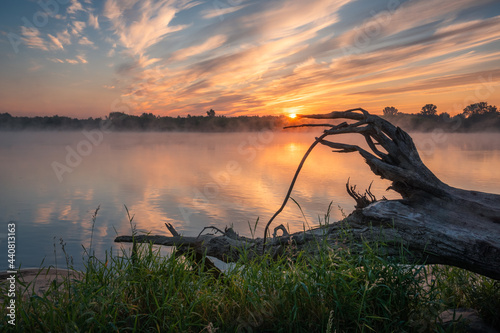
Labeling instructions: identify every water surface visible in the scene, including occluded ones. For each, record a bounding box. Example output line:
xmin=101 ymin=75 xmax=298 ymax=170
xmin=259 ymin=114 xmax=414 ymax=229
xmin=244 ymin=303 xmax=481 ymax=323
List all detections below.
xmin=1 ymin=131 xmax=499 ymax=270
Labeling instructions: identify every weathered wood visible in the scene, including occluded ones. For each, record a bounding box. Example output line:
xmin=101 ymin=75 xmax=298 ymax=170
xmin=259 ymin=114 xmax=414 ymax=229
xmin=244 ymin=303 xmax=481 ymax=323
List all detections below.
xmin=115 ymin=109 xmax=500 ymax=280
xmin=293 ymin=109 xmax=500 ymax=279
xmin=164 ymin=223 xmax=180 ymax=237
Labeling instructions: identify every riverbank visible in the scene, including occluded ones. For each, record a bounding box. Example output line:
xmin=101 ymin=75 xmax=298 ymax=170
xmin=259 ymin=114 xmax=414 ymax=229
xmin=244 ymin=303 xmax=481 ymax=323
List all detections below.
xmin=0 ymin=268 xmax=82 ymax=301
xmin=1 ymin=240 xmax=499 ymax=332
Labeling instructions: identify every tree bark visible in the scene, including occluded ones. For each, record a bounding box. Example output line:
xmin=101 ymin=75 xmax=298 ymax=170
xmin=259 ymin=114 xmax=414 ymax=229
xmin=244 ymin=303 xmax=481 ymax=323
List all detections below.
xmin=115 ymin=109 xmax=500 ymax=280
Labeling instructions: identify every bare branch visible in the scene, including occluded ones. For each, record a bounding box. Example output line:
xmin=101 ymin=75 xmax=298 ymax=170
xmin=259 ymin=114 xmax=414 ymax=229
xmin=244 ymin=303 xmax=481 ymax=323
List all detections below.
xmin=273 ymin=224 xmax=290 ymax=238
xmin=165 ymin=223 xmax=180 ymax=237
xmin=346 ymin=180 xmax=379 ymax=209
xmin=284 ymin=124 xmax=336 ymax=129
xmin=197 ymin=226 xmax=226 ymax=239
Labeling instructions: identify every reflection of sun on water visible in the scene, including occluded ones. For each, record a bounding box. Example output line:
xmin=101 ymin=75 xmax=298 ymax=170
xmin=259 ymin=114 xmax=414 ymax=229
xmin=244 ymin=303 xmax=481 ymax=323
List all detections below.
xmin=286 ymin=142 xmax=299 ymax=152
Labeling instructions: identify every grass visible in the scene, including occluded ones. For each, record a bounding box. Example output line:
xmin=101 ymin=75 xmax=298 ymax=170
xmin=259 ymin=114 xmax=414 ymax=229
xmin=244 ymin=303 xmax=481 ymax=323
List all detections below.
xmin=1 ymin=210 xmax=499 ymax=332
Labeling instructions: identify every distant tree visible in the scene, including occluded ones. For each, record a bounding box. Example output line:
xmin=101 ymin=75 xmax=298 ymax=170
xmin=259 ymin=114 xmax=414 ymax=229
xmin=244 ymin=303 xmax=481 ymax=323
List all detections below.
xmin=206 ymin=109 xmax=216 ymax=117
xmin=420 ymin=104 xmax=437 ymax=116
xmin=463 ymin=102 xmax=498 ymax=117
xmin=382 ymin=106 xmax=398 ymax=116
xmin=108 ymin=112 xmax=128 ymax=121
xmin=438 ymin=112 xmax=450 ymax=120
xmin=140 ymin=112 xmax=157 ymax=119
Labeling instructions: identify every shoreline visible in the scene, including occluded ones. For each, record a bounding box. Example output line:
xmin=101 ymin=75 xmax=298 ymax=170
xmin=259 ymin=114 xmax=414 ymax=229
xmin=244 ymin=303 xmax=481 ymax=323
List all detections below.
xmin=0 ymin=268 xmax=82 ymax=300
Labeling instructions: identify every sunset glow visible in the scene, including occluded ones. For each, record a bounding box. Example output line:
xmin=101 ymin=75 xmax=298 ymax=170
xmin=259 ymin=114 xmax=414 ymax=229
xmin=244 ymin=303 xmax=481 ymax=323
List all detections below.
xmin=1 ymin=0 xmax=499 ymax=118
xmin=289 ymin=114 xmax=297 ymax=119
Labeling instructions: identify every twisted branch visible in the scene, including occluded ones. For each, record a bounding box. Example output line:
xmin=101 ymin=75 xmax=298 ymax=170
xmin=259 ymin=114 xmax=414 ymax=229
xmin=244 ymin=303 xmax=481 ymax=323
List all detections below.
xmin=263 ymin=108 xmax=446 ymax=243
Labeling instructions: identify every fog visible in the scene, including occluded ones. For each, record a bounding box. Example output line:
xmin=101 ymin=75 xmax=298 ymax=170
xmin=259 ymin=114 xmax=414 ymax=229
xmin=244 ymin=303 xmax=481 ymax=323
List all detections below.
xmin=1 ymin=131 xmax=499 ymax=270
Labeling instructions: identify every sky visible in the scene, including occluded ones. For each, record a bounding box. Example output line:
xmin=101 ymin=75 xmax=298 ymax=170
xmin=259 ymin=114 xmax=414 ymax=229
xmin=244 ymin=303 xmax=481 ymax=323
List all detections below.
xmin=0 ymin=0 xmax=499 ymax=118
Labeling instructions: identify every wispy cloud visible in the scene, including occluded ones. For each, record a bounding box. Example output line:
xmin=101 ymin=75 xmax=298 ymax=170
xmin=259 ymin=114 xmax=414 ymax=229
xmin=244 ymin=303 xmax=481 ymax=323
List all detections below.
xmin=76 ymin=55 xmax=88 ymax=64
xmin=339 ymin=0 xmax=495 ymax=49
xmin=49 ymin=58 xmax=65 ymax=63
xmin=28 ymin=61 xmax=42 ymax=72
xmin=48 ymin=34 xmax=64 ymax=50
xmin=67 ymin=0 xmax=84 ymax=15
xmin=103 ymin=0 xmax=198 ymax=58
xmin=115 ymin=0 xmax=353 ymax=114
xmin=78 ymin=36 xmax=94 ymax=45
xmin=56 ymin=30 xmax=72 ymax=45
xmin=21 ymin=26 xmax=48 ymax=51
xmin=201 ymin=4 xmax=248 ymax=20
xmin=71 ymin=21 xmax=86 ymax=35
xmin=170 ymin=35 xmax=227 ymax=61
xmin=3 ymin=0 xmax=500 ymax=117
xmin=88 ymin=13 xmax=99 ymax=29
xmin=350 ymin=68 xmax=500 ymax=96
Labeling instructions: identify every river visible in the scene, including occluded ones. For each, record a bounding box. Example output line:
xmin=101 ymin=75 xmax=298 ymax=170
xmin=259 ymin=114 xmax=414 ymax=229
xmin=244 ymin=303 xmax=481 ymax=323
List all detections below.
xmin=1 ymin=130 xmax=499 ymax=270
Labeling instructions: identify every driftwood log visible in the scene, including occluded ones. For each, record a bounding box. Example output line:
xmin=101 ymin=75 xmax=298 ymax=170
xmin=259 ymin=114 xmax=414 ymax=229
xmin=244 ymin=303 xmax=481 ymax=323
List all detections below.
xmin=115 ymin=109 xmax=500 ymax=280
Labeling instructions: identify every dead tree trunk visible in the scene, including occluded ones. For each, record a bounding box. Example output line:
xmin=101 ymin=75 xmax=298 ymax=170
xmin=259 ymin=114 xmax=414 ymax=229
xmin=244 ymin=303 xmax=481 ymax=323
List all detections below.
xmin=115 ymin=109 xmax=500 ymax=280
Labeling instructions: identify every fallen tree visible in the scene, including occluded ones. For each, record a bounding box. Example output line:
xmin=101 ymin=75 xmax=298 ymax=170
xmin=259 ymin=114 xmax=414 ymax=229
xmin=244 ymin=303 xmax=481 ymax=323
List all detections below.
xmin=115 ymin=109 xmax=500 ymax=280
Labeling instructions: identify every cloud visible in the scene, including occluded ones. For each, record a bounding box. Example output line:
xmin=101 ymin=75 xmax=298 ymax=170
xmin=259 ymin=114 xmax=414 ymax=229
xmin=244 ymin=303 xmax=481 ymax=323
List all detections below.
xmin=111 ymin=0 xmax=354 ymax=114
xmin=71 ymin=21 xmax=86 ymax=35
xmin=243 ymin=0 xmax=350 ymax=41
xmin=48 ymin=34 xmax=64 ymax=50
xmin=103 ymin=0 xmax=197 ymax=57
xmin=49 ymin=58 xmax=65 ymax=63
xmin=76 ymin=55 xmax=88 ymax=63
xmin=88 ymin=13 xmax=99 ymax=29
xmin=351 ymin=69 xmax=500 ymax=96
xmin=28 ymin=62 xmax=42 ymax=72
xmin=170 ymin=35 xmax=227 ymax=61
xmin=78 ymin=36 xmax=94 ymax=45
xmin=67 ymin=0 xmax=84 ymax=14
xmin=201 ymin=4 xmax=248 ymax=20
xmin=66 ymin=59 xmax=79 ymax=64
xmin=20 ymin=26 xmax=48 ymax=51
xmin=56 ymin=30 xmax=72 ymax=45
xmin=103 ymin=0 xmax=500 ymax=117
xmin=338 ymin=0 xmax=495 ymax=50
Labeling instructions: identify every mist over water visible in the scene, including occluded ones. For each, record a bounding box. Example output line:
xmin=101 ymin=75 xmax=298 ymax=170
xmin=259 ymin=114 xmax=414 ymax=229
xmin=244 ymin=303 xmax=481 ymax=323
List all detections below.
xmin=1 ymin=131 xmax=499 ymax=270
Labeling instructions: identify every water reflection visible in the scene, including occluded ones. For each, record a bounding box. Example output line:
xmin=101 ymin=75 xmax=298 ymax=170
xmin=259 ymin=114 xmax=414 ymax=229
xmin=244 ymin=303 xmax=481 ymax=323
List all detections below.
xmin=1 ymin=131 xmax=499 ymax=270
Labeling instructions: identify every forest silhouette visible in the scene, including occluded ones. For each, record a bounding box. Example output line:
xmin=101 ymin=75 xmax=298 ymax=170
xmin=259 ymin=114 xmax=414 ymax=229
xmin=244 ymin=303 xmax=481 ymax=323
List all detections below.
xmin=1 ymin=102 xmax=498 ymax=132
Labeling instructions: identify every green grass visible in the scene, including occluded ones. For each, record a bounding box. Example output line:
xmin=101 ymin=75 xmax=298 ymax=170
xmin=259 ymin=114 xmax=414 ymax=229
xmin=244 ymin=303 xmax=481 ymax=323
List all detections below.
xmin=2 ymin=213 xmax=499 ymax=332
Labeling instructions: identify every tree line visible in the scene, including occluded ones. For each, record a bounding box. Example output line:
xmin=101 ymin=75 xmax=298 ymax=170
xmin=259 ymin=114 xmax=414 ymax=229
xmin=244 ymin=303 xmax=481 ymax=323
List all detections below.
xmin=0 ymin=102 xmax=499 ymax=132
xmin=381 ymin=102 xmax=500 ymax=132
xmin=0 ymin=110 xmax=284 ymax=132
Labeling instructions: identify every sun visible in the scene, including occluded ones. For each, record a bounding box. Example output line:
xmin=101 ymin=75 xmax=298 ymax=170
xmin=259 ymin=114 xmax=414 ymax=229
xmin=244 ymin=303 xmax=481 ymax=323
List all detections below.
xmin=289 ymin=113 xmax=297 ymax=119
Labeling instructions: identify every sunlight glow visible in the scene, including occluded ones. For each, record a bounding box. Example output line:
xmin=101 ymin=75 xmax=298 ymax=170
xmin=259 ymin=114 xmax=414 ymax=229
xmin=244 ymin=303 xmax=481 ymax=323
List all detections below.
xmin=289 ymin=113 xmax=297 ymax=119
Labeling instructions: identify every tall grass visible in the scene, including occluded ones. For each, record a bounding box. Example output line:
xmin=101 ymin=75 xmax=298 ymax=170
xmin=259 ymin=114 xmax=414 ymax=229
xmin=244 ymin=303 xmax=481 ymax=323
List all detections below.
xmin=1 ymin=209 xmax=499 ymax=332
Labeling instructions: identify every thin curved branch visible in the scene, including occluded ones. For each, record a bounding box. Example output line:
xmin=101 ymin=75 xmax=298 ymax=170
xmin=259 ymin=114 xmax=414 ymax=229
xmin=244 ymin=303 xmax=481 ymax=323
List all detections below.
xmin=197 ymin=226 xmax=226 ymax=239
xmin=297 ymin=108 xmax=369 ymax=121
xmin=262 ymin=132 xmax=328 ymax=251
xmin=319 ymin=139 xmax=371 ymax=155
xmin=364 ymin=134 xmax=389 ymax=161
xmin=290 ymin=109 xmax=450 ymax=199
xmin=284 ymin=124 xmax=336 ymax=129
